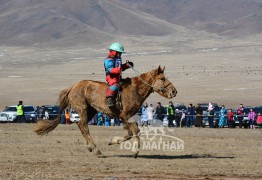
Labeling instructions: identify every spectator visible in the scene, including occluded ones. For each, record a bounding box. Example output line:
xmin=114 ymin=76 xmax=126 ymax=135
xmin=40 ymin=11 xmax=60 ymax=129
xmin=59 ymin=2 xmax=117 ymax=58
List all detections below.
xmin=147 ymin=104 xmax=155 ymax=126
xmin=248 ymin=108 xmax=256 ymax=129
xmin=113 ymin=117 xmax=121 ymax=126
xmin=237 ymin=104 xmax=244 ymax=128
xmin=208 ymin=102 xmax=214 ymax=111
xmin=167 ymin=101 xmax=175 ymax=127
xmin=256 ymin=113 xmax=262 ymax=128
xmin=195 ymin=104 xmax=203 ymax=127
xmin=180 ymin=111 xmax=186 ymax=127
xmin=104 ymin=114 xmax=111 ymax=126
xmin=141 ymin=102 xmax=148 ymax=127
xmin=155 ymin=102 xmax=165 ymax=121
xmin=207 ymin=106 xmax=215 ymax=128
xmin=65 ymin=109 xmax=70 ymax=124
xmin=16 ymin=100 xmax=25 ymax=123
xmin=227 ymin=108 xmax=235 ymax=128
xmin=186 ymin=104 xmax=195 ymax=128
xmin=174 ymin=109 xmax=181 ymax=127
xmin=44 ymin=110 xmax=49 ymax=120
xmin=219 ymin=105 xmax=227 ymax=128
xmin=97 ymin=112 xmax=104 ymax=126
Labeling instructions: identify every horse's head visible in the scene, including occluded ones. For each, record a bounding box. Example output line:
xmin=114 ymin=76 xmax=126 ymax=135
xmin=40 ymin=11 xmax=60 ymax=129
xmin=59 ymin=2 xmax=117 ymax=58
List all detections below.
xmin=152 ymin=66 xmax=177 ymax=99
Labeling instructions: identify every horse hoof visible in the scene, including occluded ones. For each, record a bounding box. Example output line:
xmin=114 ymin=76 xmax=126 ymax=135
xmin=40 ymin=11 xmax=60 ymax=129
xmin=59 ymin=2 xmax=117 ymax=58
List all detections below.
xmin=133 ymin=151 xmax=139 ymax=159
xmin=94 ymin=149 xmax=102 ymax=155
xmin=87 ymin=147 xmax=93 ymax=152
xmin=133 ymin=153 xmax=138 ymax=159
xmin=108 ymin=139 xmax=113 ymax=145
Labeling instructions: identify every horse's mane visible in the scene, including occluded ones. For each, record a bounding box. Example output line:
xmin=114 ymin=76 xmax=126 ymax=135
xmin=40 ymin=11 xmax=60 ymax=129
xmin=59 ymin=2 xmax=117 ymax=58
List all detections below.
xmin=121 ymin=77 xmax=132 ymax=88
xmin=122 ymin=68 xmax=157 ymax=87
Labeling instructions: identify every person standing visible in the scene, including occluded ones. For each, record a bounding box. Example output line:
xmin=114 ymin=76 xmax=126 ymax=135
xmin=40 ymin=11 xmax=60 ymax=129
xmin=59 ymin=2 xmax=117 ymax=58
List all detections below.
xmin=16 ymin=100 xmax=24 ymax=123
xmin=166 ymin=101 xmax=175 ymax=127
xmin=195 ymin=104 xmax=203 ymax=127
xmin=147 ymin=104 xmax=155 ymax=126
xmin=207 ymin=103 xmax=215 ymax=128
xmin=237 ymin=104 xmax=244 ymax=128
xmin=219 ymin=105 xmax=227 ymax=128
xmin=97 ymin=112 xmax=104 ymax=126
xmin=256 ymin=113 xmax=262 ymax=128
xmin=227 ymin=108 xmax=235 ymax=128
xmin=180 ymin=111 xmax=186 ymax=127
xmin=141 ymin=102 xmax=148 ymax=127
xmin=104 ymin=114 xmax=111 ymax=126
xmin=186 ymin=104 xmax=195 ymax=128
xmin=65 ymin=109 xmax=70 ymax=125
xmin=113 ymin=117 xmax=121 ymax=126
xmin=248 ymin=108 xmax=256 ymax=129
xmin=44 ymin=110 xmax=49 ymax=120
xmin=155 ymin=102 xmax=165 ymax=121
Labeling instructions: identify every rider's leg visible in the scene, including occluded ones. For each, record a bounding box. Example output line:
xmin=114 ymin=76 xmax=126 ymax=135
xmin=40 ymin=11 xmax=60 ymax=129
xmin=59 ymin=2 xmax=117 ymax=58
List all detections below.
xmin=106 ymin=84 xmax=118 ymax=107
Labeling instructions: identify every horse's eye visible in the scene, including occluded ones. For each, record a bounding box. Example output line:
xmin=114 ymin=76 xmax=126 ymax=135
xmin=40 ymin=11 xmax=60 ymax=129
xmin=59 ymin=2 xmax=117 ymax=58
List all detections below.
xmin=160 ymin=78 xmax=165 ymax=81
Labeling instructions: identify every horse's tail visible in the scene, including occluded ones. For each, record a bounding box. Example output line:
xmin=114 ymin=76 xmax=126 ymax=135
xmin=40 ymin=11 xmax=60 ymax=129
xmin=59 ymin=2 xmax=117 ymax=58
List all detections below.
xmin=33 ymin=87 xmax=72 ymax=135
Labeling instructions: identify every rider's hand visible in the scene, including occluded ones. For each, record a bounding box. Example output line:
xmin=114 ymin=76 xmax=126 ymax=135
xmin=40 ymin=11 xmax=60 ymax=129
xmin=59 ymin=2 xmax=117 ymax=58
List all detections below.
xmin=126 ymin=60 xmax=134 ymax=68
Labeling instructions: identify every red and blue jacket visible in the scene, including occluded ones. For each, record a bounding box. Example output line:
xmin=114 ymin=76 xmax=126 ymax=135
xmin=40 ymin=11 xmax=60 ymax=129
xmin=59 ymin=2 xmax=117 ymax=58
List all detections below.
xmin=104 ymin=56 xmax=129 ymax=85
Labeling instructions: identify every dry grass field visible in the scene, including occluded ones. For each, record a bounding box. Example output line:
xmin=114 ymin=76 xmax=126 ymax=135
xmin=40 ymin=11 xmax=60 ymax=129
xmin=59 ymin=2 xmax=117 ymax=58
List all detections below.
xmin=0 ymin=123 xmax=261 ymax=179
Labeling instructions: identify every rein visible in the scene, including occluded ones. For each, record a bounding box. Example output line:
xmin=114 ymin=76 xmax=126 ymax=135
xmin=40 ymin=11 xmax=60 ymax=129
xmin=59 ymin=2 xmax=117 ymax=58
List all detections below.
xmin=127 ymin=63 xmax=168 ymax=93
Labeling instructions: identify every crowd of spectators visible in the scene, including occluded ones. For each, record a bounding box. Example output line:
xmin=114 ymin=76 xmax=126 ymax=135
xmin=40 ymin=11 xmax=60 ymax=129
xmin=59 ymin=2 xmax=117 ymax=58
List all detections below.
xmin=136 ymin=102 xmax=262 ymax=129
xmin=3 ymin=100 xmax=261 ymax=129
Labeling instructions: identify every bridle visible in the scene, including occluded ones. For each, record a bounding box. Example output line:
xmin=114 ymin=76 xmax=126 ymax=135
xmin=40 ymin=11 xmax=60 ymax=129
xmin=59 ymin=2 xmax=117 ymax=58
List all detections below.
xmin=127 ymin=63 xmax=169 ymax=94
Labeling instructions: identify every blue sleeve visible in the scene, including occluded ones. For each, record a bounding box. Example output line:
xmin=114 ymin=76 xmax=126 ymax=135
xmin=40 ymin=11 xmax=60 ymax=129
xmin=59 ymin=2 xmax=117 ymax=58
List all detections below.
xmin=104 ymin=59 xmax=115 ymax=74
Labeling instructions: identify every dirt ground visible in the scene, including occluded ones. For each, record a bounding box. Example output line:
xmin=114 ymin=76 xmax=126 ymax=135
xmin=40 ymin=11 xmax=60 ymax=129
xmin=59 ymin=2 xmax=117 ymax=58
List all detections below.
xmin=0 ymin=123 xmax=261 ymax=180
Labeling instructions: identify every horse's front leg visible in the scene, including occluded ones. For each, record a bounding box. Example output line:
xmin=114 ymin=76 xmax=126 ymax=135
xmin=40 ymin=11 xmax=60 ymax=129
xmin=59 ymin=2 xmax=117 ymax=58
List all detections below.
xmin=108 ymin=121 xmax=133 ymax=145
xmin=108 ymin=120 xmax=140 ymax=158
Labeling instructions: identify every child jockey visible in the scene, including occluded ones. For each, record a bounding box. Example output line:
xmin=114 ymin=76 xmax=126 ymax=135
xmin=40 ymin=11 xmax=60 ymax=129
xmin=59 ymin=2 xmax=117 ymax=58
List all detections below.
xmin=104 ymin=42 xmax=134 ymax=107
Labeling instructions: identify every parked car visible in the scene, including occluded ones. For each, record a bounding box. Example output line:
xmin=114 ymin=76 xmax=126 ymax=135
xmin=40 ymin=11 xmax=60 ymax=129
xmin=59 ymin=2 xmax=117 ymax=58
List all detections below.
xmin=70 ymin=109 xmax=80 ymax=123
xmin=23 ymin=105 xmax=38 ymax=123
xmin=0 ymin=106 xmax=17 ymax=122
xmin=0 ymin=105 xmax=37 ymax=123
xmin=254 ymin=106 xmax=262 ymax=114
xmin=173 ymin=104 xmax=187 ymax=115
xmin=36 ymin=105 xmax=60 ymax=120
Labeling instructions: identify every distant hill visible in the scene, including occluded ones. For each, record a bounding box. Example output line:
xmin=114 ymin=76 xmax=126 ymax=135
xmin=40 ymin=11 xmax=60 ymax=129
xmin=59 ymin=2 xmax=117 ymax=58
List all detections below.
xmin=0 ymin=0 xmax=261 ymax=47
xmin=123 ymin=0 xmax=262 ymax=37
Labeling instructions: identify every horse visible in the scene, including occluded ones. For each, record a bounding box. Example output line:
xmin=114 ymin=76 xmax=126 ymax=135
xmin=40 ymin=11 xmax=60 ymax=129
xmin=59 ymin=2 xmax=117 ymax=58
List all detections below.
xmin=33 ymin=66 xmax=177 ymax=158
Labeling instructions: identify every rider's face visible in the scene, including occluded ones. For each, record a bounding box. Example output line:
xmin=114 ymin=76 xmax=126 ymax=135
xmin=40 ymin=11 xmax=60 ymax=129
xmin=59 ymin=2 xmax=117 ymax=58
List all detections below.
xmin=116 ymin=52 xmax=122 ymax=58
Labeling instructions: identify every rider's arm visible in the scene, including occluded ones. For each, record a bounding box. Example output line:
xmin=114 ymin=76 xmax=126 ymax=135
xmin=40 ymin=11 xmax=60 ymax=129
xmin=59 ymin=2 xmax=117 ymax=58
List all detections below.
xmin=104 ymin=59 xmax=121 ymax=74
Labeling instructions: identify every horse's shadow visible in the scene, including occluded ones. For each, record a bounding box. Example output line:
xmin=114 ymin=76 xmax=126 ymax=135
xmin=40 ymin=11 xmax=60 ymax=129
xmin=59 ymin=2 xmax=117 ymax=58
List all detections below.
xmin=107 ymin=154 xmax=235 ymax=160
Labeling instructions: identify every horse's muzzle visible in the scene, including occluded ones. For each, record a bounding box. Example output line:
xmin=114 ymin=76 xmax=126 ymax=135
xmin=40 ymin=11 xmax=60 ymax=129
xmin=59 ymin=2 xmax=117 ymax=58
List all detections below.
xmin=171 ymin=89 xmax=177 ymax=97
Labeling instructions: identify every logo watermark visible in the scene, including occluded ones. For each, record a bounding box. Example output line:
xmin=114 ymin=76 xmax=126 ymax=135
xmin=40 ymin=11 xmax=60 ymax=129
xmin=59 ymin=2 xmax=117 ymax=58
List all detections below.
xmin=120 ymin=126 xmax=184 ymax=151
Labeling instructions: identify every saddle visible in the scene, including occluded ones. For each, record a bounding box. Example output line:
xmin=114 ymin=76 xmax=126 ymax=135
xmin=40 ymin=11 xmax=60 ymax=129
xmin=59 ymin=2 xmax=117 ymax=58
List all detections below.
xmin=115 ymin=78 xmax=131 ymax=109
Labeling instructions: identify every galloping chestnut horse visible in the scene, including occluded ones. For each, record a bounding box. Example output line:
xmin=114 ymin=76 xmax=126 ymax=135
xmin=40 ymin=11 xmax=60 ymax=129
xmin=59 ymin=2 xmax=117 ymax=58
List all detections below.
xmin=34 ymin=66 xmax=177 ymax=158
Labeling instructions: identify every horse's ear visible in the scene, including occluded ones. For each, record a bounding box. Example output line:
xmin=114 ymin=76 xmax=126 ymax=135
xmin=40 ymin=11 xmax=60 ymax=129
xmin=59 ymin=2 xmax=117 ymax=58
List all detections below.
xmin=162 ymin=66 xmax=165 ymax=72
xmin=157 ymin=65 xmax=165 ymax=74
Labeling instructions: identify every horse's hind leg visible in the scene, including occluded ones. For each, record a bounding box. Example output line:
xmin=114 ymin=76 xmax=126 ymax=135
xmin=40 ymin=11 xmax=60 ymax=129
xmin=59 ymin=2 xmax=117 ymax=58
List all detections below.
xmin=77 ymin=107 xmax=101 ymax=155
xmin=129 ymin=122 xmax=140 ymax=158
